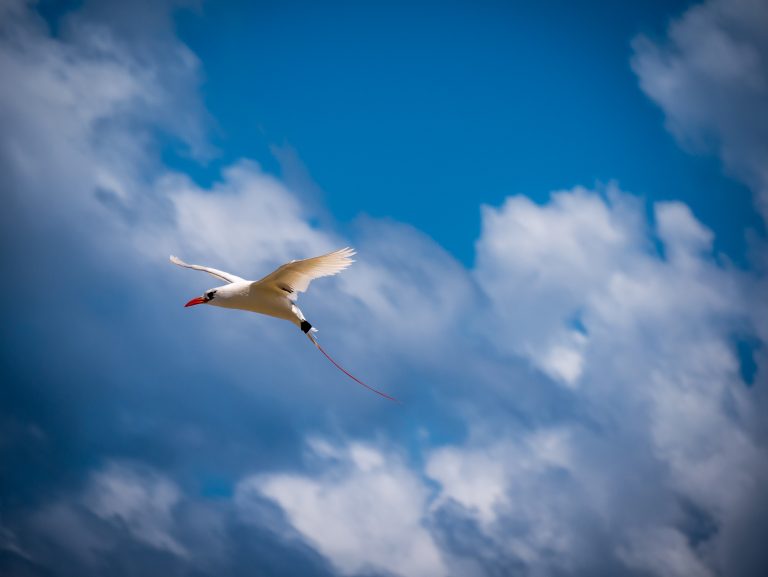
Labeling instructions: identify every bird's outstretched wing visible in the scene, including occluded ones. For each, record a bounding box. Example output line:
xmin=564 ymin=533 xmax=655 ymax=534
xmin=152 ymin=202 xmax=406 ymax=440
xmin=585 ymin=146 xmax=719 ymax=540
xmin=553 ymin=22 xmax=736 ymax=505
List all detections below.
xmin=169 ymin=255 xmax=246 ymax=284
xmin=253 ymin=247 xmax=355 ymax=299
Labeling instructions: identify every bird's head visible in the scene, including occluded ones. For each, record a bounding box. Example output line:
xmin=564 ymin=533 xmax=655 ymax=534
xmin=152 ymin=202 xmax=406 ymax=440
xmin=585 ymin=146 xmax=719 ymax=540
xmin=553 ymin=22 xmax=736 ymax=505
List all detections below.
xmin=184 ymin=288 xmax=217 ymax=307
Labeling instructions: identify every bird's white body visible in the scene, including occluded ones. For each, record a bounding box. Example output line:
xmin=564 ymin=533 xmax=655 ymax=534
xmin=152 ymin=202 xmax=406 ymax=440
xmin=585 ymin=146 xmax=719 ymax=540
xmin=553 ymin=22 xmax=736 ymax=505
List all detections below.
xmin=206 ymin=281 xmax=303 ymax=325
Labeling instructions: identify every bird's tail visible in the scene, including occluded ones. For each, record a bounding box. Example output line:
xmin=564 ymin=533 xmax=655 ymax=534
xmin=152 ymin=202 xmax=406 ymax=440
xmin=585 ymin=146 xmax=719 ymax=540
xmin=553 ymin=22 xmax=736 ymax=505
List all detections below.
xmin=305 ymin=331 xmax=400 ymax=403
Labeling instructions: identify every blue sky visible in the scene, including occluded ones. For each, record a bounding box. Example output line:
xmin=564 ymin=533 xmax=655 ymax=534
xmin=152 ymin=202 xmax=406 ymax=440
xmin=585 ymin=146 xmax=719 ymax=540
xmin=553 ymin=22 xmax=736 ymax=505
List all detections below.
xmin=1 ymin=1 xmax=767 ymax=576
xmin=171 ymin=0 xmax=762 ymax=264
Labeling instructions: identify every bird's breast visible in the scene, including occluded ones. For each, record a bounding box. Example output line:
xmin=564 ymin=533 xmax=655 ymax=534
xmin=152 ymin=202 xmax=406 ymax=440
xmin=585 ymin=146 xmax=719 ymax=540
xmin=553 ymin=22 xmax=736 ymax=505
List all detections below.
xmin=215 ymin=285 xmax=294 ymax=320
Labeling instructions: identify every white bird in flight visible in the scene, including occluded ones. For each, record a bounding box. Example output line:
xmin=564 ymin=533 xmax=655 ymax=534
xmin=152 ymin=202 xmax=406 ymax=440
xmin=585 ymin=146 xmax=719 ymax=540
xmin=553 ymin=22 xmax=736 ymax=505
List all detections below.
xmin=170 ymin=247 xmax=398 ymax=402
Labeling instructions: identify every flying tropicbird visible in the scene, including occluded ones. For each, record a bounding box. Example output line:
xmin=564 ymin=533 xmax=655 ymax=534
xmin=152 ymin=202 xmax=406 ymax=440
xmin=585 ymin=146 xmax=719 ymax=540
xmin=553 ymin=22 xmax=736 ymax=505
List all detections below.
xmin=170 ymin=247 xmax=398 ymax=402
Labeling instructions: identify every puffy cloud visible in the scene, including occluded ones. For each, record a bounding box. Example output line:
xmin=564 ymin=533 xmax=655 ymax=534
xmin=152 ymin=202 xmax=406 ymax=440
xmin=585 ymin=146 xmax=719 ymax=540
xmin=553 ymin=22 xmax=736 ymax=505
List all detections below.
xmin=631 ymin=0 xmax=768 ymax=218
xmin=237 ymin=439 xmax=447 ymax=577
xmin=474 ymin=186 xmax=643 ymax=386
xmin=426 ymin=428 xmax=575 ymax=569
xmin=631 ymin=0 xmax=768 ymax=359
xmin=439 ymin=185 xmax=762 ymax=575
xmin=0 ymin=0 xmax=206 ymax=216
xmin=150 ymin=161 xmax=336 ymax=273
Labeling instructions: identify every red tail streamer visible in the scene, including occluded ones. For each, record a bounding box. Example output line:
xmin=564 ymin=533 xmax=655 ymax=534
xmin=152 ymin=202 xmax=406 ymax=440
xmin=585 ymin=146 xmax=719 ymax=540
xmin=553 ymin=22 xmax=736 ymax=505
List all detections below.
xmin=306 ymin=334 xmax=401 ymax=403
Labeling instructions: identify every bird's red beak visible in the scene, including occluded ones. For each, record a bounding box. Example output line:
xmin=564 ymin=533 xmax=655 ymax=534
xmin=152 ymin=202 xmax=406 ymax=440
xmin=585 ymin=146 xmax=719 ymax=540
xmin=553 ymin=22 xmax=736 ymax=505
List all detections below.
xmin=184 ymin=296 xmax=206 ymax=307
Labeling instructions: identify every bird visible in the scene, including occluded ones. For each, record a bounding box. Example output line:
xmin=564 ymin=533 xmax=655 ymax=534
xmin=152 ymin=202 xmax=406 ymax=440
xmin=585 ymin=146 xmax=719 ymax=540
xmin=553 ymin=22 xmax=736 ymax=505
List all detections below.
xmin=170 ymin=247 xmax=398 ymax=402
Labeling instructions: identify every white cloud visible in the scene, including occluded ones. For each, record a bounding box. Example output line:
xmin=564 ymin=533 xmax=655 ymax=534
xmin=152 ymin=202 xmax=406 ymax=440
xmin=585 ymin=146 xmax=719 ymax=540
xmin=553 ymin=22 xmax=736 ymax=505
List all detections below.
xmin=618 ymin=526 xmax=716 ymax=577
xmin=150 ymin=161 xmax=336 ymax=274
xmin=473 ymin=186 xmax=641 ymax=383
xmin=656 ymin=202 xmax=715 ymax=263
xmin=632 ymin=0 xmax=768 ymax=218
xmin=442 ymin=183 xmax=764 ymax=575
xmin=631 ymin=0 xmax=768 ymax=355
xmin=539 ymin=334 xmax=587 ymax=387
xmin=427 ymin=443 xmax=508 ymax=526
xmin=0 ymin=0 xmax=202 ymax=184
xmin=426 ymin=428 xmax=572 ymax=532
xmin=20 ymin=461 xmax=190 ymax=567
xmin=237 ymin=440 xmax=447 ymax=577
xmin=82 ymin=461 xmax=187 ymax=556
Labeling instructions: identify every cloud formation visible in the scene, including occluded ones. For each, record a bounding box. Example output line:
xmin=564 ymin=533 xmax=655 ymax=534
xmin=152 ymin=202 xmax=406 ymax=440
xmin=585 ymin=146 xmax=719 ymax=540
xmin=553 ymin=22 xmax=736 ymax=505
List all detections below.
xmin=632 ymin=0 xmax=768 ymax=219
xmin=239 ymin=440 xmax=447 ymax=577
xmin=83 ymin=462 xmax=187 ymax=557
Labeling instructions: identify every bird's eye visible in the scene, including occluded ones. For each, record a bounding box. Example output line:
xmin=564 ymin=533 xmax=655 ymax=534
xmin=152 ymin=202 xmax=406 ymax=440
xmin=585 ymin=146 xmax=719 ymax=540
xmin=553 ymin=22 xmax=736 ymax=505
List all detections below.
xmin=206 ymin=291 xmax=216 ymax=300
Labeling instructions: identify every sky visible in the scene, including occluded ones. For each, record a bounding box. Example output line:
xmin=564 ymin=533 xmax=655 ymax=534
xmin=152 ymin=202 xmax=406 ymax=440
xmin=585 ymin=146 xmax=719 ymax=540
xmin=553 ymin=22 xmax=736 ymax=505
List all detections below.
xmin=1 ymin=0 xmax=767 ymax=576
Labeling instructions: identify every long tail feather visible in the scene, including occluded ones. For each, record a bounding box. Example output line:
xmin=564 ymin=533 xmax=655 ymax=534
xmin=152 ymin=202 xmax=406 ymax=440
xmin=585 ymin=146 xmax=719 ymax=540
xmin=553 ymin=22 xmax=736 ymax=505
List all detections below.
xmin=306 ymin=333 xmax=401 ymax=403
